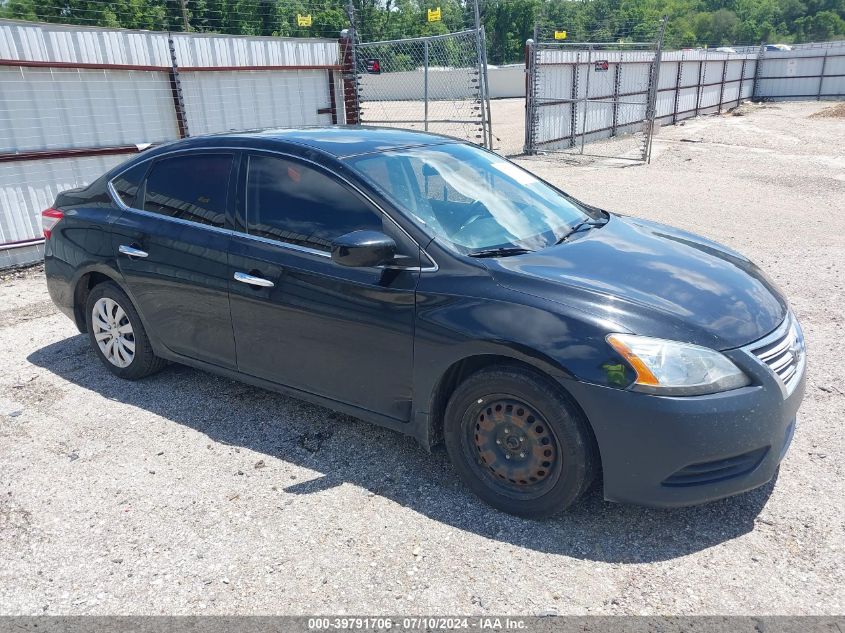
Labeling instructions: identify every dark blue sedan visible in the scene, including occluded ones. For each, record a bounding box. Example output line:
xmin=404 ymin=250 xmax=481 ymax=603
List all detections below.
xmin=42 ymin=127 xmax=806 ymax=517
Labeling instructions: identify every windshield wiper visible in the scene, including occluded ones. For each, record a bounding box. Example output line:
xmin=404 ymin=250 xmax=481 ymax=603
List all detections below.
xmin=467 ymin=247 xmax=534 ymax=258
xmin=554 ymin=218 xmax=608 ymax=245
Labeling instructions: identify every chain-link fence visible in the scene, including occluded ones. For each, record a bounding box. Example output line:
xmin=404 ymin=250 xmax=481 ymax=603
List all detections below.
xmin=354 ymin=29 xmax=492 ymax=148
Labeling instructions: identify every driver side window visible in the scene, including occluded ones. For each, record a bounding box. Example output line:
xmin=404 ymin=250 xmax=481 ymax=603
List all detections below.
xmin=245 ymin=154 xmax=385 ymax=252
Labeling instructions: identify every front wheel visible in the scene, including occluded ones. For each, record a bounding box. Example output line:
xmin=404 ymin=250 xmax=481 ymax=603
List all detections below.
xmin=444 ymin=366 xmax=597 ymax=518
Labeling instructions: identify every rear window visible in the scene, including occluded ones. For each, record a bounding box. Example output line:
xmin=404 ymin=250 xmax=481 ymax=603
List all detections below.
xmin=142 ymin=154 xmax=234 ymax=228
xmin=111 ymin=162 xmax=149 ymax=208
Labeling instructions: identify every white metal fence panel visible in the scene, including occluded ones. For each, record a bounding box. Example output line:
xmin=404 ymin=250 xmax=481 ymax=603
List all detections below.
xmin=755 ymin=42 xmax=845 ymax=100
xmin=0 ymin=20 xmax=172 ymax=66
xmin=527 ymin=44 xmax=660 ymax=159
xmin=0 ymin=19 xmax=342 ymax=268
xmin=180 ymin=69 xmax=334 ymax=135
xmin=486 ymin=65 xmax=525 ymax=98
xmin=0 ymin=66 xmax=180 ymax=153
xmin=527 ymin=38 xmax=844 ymax=158
xmin=0 ymin=153 xmax=132 ymax=267
xmin=526 ymin=45 xmax=777 ymax=157
xmin=171 ymin=32 xmax=338 ymax=68
xmin=821 ymin=54 xmax=845 ymax=97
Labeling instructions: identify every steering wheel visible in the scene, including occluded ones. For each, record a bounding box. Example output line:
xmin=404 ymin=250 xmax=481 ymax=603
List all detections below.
xmin=458 ymin=201 xmax=488 ymax=232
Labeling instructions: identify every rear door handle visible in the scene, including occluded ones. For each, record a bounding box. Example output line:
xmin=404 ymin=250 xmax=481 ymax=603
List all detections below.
xmin=234 ymin=271 xmax=275 ymax=288
xmin=118 ymin=244 xmax=149 ymax=258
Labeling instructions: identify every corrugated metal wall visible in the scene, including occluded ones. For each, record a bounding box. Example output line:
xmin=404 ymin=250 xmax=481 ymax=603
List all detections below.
xmin=181 ymin=69 xmax=335 ymax=135
xmin=527 ymin=41 xmax=845 ymax=156
xmin=0 ymin=19 xmax=341 ymax=268
xmin=0 ymin=66 xmax=180 ymax=152
xmin=755 ymin=41 xmax=845 ymax=100
xmin=656 ymin=50 xmax=757 ymax=122
xmin=530 ymin=48 xmax=759 ymax=153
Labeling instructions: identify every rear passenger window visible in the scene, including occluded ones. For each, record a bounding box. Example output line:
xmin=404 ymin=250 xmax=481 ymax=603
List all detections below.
xmin=142 ymin=154 xmax=233 ymax=228
xmin=245 ymin=154 xmax=383 ymax=252
xmin=111 ymin=162 xmax=149 ymax=208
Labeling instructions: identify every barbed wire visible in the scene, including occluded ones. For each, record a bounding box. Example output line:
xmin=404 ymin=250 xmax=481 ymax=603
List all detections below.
xmin=0 ymin=0 xmax=354 ymax=39
xmin=1 ymin=0 xmax=841 ymax=55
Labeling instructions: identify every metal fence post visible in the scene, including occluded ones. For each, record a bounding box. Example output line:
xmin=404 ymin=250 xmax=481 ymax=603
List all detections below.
xmin=479 ymin=25 xmax=493 ymax=150
xmin=694 ymin=55 xmax=704 ymax=116
xmin=644 ymin=16 xmax=667 ymax=163
xmin=752 ymin=43 xmax=765 ymax=102
xmin=611 ymin=60 xmax=622 ymax=135
xmin=718 ymin=58 xmax=728 ymax=112
xmin=817 ymin=50 xmax=828 ymax=100
xmin=339 ymin=30 xmax=360 ymax=125
xmin=423 ymin=38 xmax=429 ymax=132
xmin=579 ymin=45 xmax=592 ymax=155
xmin=523 ymin=39 xmax=537 ymax=154
xmin=167 ymin=34 xmax=189 ymax=138
xmin=673 ymin=52 xmax=683 ymax=124
xmin=737 ymin=57 xmax=747 ymax=107
xmin=346 ymin=0 xmax=361 ymax=123
xmin=471 ymin=0 xmax=492 ymax=150
xmin=570 ymin=52 xmax=579 ymax=149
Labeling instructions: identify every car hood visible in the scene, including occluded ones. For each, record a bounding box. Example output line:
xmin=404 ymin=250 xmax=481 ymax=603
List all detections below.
xmin=486 ymin=214 xmax=787 ymax=350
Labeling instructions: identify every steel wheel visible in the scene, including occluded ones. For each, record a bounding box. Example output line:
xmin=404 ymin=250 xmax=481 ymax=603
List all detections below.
xmin=463 ymin=394 xmax=562 ymax=500
xmin=91 ymin=297 xmax=135 ymax=368
xmin=445 ymin=366 xmax=597 ymax=517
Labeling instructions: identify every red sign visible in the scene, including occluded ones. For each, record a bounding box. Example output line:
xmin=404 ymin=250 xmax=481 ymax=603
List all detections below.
xmin=595 ymin=60 xmax=609 ymax=71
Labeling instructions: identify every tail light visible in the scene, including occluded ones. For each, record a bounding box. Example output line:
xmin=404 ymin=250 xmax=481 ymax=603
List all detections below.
xmin=41 ymin=208 xmax=64 ymax=239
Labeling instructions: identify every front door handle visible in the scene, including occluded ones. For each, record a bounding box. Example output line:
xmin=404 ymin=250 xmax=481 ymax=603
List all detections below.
xmin=118 ymin=244 xmax=149 ymax=258
xmin=234 ymin=271 xmax=275 ymax=288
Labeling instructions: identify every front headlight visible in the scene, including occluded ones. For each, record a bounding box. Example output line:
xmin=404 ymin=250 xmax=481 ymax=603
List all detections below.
xmin=606 ymin=334 xmax=750 ymax=396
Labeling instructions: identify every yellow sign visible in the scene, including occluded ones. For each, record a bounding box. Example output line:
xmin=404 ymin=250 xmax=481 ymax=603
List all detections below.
xmin=427 ymin=7 xmax=441 ymax=22
xmin=554 ymin=30 xmax=567 ymax=40
xmin=297 ymin=13 xmax=312 ymax=27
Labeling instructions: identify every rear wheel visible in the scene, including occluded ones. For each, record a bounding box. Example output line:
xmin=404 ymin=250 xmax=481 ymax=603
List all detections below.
xmin=85 ymin=282 xmax=166 ymax=380
xmin=444 ymin=366 xmax=596 ymax=518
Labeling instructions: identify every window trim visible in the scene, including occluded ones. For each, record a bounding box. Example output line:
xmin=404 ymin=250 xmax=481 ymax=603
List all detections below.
xmin=107 ymin=146 xmax=438 ymax=273
xmin=110 ymin=160 xmax=152 ymax=210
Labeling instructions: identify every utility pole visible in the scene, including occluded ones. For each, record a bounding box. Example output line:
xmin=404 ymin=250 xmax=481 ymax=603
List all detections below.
xmin=179 ymin=0 xmax=190 ymax=31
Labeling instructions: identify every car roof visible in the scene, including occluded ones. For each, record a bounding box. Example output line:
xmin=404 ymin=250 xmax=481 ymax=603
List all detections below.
xmin=160 ymin=126 xmax=463 ymax=159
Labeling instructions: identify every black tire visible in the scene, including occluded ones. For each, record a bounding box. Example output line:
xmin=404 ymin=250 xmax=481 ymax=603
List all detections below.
xmin=85 ymin=281 xmax=166 ymax=380
xmin=444 ymin=365 xmax=597 ymax=518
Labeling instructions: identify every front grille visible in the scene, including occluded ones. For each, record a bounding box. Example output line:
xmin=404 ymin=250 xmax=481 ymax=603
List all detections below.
xmin=662 ymin=447 xmax=769 ymax=487
xmin=749 ymin=314 xmax=805 ymax=395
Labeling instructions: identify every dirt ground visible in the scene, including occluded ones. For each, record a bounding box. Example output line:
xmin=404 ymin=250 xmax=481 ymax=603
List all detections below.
xmin=0 ymin=101 xmax=843 ymax=615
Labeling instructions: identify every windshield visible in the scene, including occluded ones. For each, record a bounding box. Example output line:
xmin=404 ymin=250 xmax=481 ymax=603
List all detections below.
xmin=346 ymin=143 xmax=596 ymax=253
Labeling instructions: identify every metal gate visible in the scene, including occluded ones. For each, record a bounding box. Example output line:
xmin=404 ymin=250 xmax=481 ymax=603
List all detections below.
xmin=525 ymin=35 xmax=665 ymax=161
xmin=354 ymin=29 xmax=492 ymax=148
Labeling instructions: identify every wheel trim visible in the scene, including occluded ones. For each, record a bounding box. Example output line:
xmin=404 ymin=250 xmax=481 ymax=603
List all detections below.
xmin=464 ymin=396 xmax=562 ymax=500
xmin=91 ymin=297 xmax=135 ymax=368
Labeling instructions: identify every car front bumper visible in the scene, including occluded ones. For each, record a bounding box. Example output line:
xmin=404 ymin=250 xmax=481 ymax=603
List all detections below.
xmin=563 ymin=328 xmax=807 ymax=508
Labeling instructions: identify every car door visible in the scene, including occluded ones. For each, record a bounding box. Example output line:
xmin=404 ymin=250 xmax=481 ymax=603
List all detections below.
xmin=227 ymin=152 xmax=420 ymax=422
xmin=110 ymin=151 xmax=238 ymax=369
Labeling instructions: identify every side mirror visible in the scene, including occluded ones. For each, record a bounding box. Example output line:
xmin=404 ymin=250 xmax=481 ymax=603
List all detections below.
xmin=331 ymin=230 xmax=397 ymax=268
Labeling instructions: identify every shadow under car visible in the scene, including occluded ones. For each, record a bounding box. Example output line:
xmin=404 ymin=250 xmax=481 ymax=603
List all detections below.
xmin=27 ymin=334 xmax=777 ymax=563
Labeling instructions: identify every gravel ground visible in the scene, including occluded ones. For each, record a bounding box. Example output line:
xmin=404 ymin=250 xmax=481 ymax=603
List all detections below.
xmin=1 ymin=101 xmax=843 ymax=616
